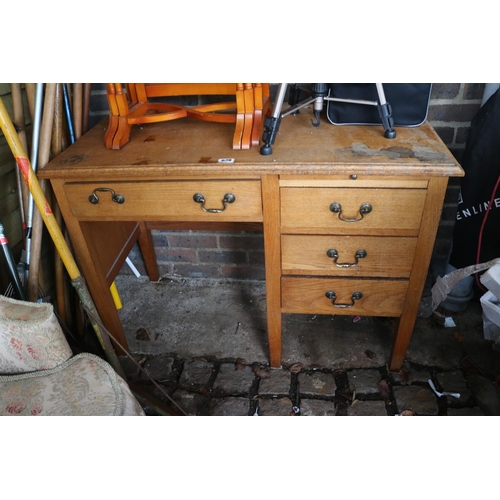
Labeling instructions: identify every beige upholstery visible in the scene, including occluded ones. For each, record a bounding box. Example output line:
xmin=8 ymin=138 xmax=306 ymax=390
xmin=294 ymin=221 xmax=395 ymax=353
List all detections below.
xmin=0 ymin=295 xmax=73 ymax=373
xmin=0 ymin=295 xmax=144 ymax=416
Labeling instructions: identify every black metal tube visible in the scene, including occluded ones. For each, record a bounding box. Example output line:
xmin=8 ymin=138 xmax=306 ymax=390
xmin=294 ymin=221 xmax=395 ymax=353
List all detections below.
xmin=0 ymin=219 xmax=26 ymax=300
xmin=62 ymin=83 xmax=76 ymax=145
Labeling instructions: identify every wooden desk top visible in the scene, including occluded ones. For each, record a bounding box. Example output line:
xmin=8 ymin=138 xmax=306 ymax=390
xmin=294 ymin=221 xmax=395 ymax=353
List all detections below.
xmin=39 ymin=112 xmax=464 ymax=180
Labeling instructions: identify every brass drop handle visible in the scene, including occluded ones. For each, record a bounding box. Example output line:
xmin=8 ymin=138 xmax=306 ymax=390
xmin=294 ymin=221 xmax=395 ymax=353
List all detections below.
xmin=193 ymin=192 xmax=235 ymax=213
xmin=325 ymin=290 xmax=363 ymax=308
xmin=88 ymin=188 xmax=125 ymax=205
xmin=329 ymin=202 xmax=372 ymax=222
xmin=326 ymin=248 xmax=367 ymax=267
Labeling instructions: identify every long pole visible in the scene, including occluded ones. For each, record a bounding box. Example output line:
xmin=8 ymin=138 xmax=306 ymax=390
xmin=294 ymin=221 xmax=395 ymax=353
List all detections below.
xmin=24 ymin=83 xmax=44 ymax=289
xmin=72 ymin=83 xmax=83 ymax=140
xmin=26 ymin=83 xmax=57 ymax=302
xmin=51 ymin=83 xmax=69 ymax=327
xmin=0 ymin=96 xmax=125 ymax=378
xmin=10 ymin=84 xmax=29 ymax=230
xmin=82 ymin=83 xmax=91 ymax=134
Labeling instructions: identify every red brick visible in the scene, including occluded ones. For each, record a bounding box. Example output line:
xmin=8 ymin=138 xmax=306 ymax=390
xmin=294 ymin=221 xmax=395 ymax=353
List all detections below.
xmin=248 ymin=251 xmax=265 ymax=266
xmin=428 ymin=103 xmax=481 ymax=123
xmin=431 ymin=83 xmax=460 ymax=100
xmin=156 ymin=248 xmax=197 ymax=263
xmin=432 ymin=126 xmax=454 ymax=146
xmin=219 ymin=234 xmax=264 ymax=250
xmin=463 ymin=83 xmax=484 ymax=100
xmin=166 ymin=232 xmax=217 ymax=248
xmin=456 ymin=126 xmax=471 ymax=144
xmin=151 ymin=232 xmax=170 ymax=246
xmin=198 ymin=250 xmax=247 ymax=265
xmin=157 ymin=263 xmax=174 ymax=276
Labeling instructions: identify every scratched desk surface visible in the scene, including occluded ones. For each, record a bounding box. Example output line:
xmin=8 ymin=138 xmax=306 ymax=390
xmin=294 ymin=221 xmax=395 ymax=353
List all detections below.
xmin=38 ymin=111 xmax=463 ymax=180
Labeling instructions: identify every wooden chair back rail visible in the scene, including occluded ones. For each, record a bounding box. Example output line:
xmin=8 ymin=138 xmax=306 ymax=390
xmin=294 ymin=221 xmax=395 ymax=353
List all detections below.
xmin=104 ymin=83 xmax=270 ymax=151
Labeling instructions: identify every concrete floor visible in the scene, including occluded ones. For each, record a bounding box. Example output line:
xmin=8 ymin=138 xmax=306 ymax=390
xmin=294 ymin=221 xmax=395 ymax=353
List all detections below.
xmin=114 ymin=274 xmax=500 ymax=415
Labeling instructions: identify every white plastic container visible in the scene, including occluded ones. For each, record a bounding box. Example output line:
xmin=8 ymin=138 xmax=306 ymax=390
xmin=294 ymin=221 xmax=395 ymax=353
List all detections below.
xmin=480 ymin=290 xmax=500 ymax=343
xmin=480 ymin=262 xmax=500 ymax=299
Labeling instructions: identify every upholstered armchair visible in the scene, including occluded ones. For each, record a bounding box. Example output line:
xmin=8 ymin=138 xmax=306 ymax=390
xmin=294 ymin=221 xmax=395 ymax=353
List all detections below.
xmin=0 ymin=295 xmax=144 ymax=416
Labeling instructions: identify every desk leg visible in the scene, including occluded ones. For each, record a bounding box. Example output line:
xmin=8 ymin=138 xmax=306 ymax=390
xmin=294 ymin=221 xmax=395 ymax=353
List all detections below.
xmin=262 ymin=174 xmax=282 ymax=367
xmin=77 ymin=221 xmax=141 ymax=356
xmin=50 ymin=181 xmax=135 ymax=356
xmin=389 ymin=177 xmax=449 ymax=371
xmin=138 ymin=222 xmax=159 ymax=281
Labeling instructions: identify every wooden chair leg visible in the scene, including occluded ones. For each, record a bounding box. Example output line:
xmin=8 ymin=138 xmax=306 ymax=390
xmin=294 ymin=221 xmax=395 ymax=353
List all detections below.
xmin=126 ymin=83 xmax=138 ymax=103
xmin=241 ymin=83 xmax=255 ymax=150
xmin=251 ymin=84 xmax=271 ymax=146
xmin=232 ymin=83 xmax=245 ymax=149
xmin=106 ymin=83 xmax=120 ymax=115
xmin=114 ymin=83 xmax=130 ymax=116
xmin=112 ymin=116 xmax=133 ymax=150
xmin=104 ymin=114 xmax=120 ymax=149
xmin=105 ymin=84 xmax=120 ymax=148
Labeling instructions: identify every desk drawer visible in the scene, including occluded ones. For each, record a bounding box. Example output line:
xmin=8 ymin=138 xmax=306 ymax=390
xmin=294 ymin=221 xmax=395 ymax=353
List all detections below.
xmin=281 ymin=277 xmax=408 ymax=317
xmin=280 ymin=187 xmax=426 ymax=234
xmin=64 ymin=180 xmax=263 ymax=221
xmin=281 ymin=235 xmax=417 ymax=277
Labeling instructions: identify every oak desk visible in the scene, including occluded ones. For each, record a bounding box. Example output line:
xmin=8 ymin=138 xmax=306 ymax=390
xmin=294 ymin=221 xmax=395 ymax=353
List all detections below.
xmin=38 ymin=113 xmax=464 ymax=371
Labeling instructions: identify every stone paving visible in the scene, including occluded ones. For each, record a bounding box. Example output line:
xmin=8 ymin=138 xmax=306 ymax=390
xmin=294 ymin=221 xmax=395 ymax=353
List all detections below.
xmin=120 ymin=354 xmax=499 ymax=416
xmin=114 ymin=275 xmax=500 ymax=416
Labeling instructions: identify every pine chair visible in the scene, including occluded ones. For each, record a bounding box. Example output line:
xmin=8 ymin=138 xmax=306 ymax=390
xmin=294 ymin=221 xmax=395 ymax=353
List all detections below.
xmin=104 ymin=83 xmax=270 ymax=150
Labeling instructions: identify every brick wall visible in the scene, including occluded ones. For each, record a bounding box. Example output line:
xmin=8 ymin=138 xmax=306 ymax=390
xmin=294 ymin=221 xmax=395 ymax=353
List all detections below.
xmin=428 ymin=83 xmax=484 ymax=162
xmin=87 ymin=84 xmax=487 ymax=282
xmin=427 ymin=83 xmax=485 ymax=279
xmin=148 ymin=229 xmax=266 ymax=280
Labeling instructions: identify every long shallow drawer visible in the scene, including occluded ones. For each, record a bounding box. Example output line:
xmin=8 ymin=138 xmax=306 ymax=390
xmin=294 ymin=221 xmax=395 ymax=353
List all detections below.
xmin=281 ymin=277 xmax=408 ymax=317
xmin=280 ymin=187 xmax=426 ymax=235
xmin=281 ymin=235 xmax=418 ymax=277
xmin=64 ymin=180 xmax=263 ymax=221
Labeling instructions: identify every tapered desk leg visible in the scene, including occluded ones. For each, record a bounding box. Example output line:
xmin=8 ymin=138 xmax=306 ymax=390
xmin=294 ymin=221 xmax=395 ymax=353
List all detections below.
xmin=261 ymin=174 xmax=282 ymax=367
xmin=389 ymin=177 xmax=449 ymax=371
xmin=49 ymin=181 xmax=135 ymax=355
xmin=138 ymin=222 xmax=159 ymax=281
xmin=71 ymin=223 xmax=131 ymax=356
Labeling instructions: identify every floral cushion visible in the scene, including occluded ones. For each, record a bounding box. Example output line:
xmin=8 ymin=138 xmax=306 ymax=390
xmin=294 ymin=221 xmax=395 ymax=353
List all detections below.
xmin=0 ymin=352 xmax=145 ymax=416
xmin=0 ymin=295 xmax=73 ymax=374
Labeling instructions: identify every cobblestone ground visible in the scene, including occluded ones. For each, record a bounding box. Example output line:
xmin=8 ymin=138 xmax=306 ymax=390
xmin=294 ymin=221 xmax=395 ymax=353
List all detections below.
xmin=120 ymin=354 xmax=498 ymax=416
xmin=115 ymin=276 xmax=500 ymax=415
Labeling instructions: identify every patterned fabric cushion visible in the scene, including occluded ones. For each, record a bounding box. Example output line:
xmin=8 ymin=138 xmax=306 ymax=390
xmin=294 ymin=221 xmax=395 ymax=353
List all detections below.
xmin=0 ymin=352 xmax=145 ymax=416
xmin=0 ymin=295 xmax=73 ymax=374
